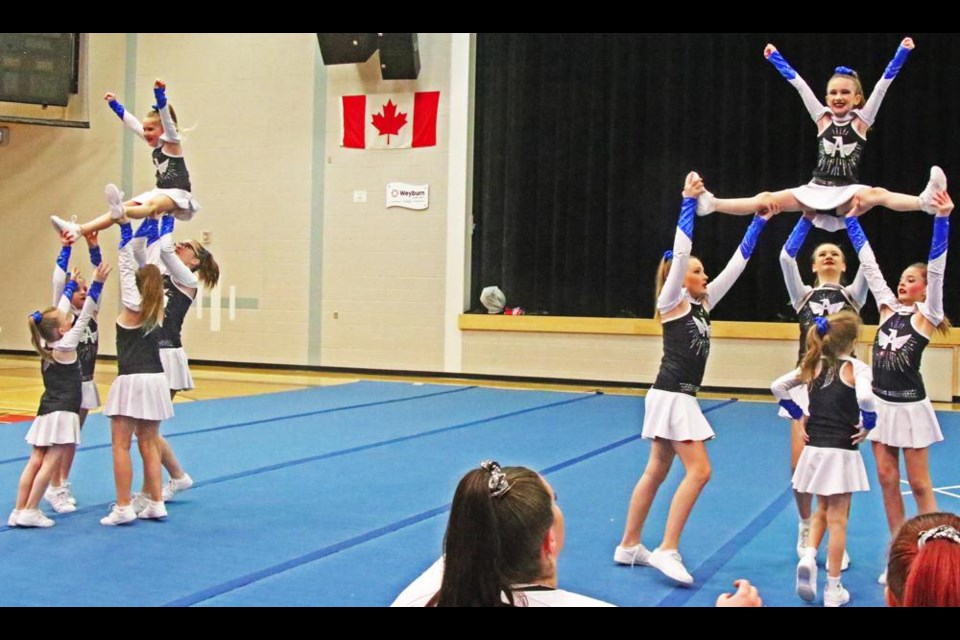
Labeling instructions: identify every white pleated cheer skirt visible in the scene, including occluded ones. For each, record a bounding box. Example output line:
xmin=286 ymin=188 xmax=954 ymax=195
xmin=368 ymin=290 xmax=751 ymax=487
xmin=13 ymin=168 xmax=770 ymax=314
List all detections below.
xmin=104 ymin=373 xmax=174 ymax=421
xmin=641 ymin=388 xmax=715 ymax=442
xmin=80 ymin=379 xmax=101 ymax=410
xmin=792 ymin=446 xmax=869 ymax=496
xmin=160 ymin=347 xmax=194 ymax=391
xmin=789 ymin=182 xmax=869 ymax=232
xmin=132 ymin=188 xmax=200 ymax=221
xmin=868 ymin=397 xmax=944 ymax=449
xmin=26 ymin=411 xmax=81 ymax=446
xmin=777 ymin=384 xmax=810 ymax=420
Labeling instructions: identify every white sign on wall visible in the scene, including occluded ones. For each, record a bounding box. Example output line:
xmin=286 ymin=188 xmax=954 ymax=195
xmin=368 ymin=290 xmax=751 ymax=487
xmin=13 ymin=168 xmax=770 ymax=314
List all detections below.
xmin=386 ymin=182 xmax=429 ymax=210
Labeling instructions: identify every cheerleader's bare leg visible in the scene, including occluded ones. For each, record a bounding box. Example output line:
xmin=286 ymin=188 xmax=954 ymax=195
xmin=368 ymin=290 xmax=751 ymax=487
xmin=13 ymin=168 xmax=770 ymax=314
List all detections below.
xmin=846 ymin=167 xmax=948 ymax=216
xmin=122 ymin=195 xmax=178 ymax=221
xmin=619 ymin=439 xmax=675 ymax=547
xmin=15 ymin=447 xmax=46 ymax=510
xmin=134 ymin=420 xmax=163 ymax=502
xmin=903 ymin=447 xmax=938 ymax=514
xmin=110 ymin=417 xmax=136 ymax=506
xmin=823 ymin=493 xmax=851 ymax=590
xmin=704 ymin=189 xmax=802 ymax=217
xmin=807 ymin=496 xmax=827 ymax=552
xmin=54 ymin=409 xmax=85 ymax=489
xmin=54 ymin=194 xmax=179 ymax=240
xmin=872 ymin=442 xmax=904 ymax=536
xmin=790 ymin=418 xmax=813 ymax=519
xmin=157 ymin=436 xmax=186 ymax=480
xmin=23 ymin=445 xmax=65 ymax=510
xmin=659 ymin=439 xmax=711 ymax=550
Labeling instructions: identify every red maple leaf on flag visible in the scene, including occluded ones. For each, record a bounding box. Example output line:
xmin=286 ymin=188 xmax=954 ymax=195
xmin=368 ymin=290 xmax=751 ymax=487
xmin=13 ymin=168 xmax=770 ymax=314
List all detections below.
xmin=371 ymin=99 xmax=408 ymax=145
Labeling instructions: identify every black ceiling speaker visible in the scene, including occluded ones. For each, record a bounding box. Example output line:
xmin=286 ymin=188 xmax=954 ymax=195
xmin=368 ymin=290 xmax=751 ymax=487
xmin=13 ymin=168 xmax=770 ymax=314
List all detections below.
xmin=377 ymin=33 xmax=421 ymax=80
xmin=316 ymin=33 xmax=378 ymax=65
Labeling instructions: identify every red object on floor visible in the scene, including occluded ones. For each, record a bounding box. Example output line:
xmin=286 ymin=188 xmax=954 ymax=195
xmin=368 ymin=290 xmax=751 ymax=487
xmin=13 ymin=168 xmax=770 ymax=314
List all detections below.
xmin=0 ymin=413 xmax=34 ymax=424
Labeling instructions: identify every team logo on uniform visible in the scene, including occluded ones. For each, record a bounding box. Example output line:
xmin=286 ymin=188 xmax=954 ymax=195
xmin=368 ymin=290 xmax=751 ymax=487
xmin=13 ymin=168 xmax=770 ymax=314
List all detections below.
xmin=809 ymin=298 xmax=847 ymax=317
xmin=823 ymin=136 xmax=858 ymax=158
xmin=814 ymin=364 xmax=839 ymax=390
xmin=80 ymin=325 xmax=98 ymax=345
xmin=875 ymin=316 xmax=918 ymax=372
xmin=877 ymin=328 xmax=911 ymax=352
xmin=154 ymin=157 xmax=170 ymax=176
xmin=689 ymin=313 xmax=711 ymax=357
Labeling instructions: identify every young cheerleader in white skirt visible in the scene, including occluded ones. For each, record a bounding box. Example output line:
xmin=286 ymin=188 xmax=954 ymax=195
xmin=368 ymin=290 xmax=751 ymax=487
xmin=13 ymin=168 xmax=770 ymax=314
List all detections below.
xmin=52 ymin=78 xmax=199 ymax=240
xmin=843 ymin=189 xmax=954 ymax=584
xmin=100 ymin=221 xmax=175 ymax=526
xmin=778 ymin=213 xmax=867 ymax=565
xmin=696 ymin=38 xmax=946 ymax=231
xmin=10 ymin=261 xmax=110 ymax=527
xmin=614 ymin=171 xmax=774 ymax=585
xmin=772 ymin=311 xmax=875 ymax=607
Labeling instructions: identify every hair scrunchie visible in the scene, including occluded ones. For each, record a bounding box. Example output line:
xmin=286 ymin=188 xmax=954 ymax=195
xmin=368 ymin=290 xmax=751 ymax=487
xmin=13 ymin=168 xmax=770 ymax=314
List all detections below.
xmin=814 ymin=316 xmax=830 ymax=337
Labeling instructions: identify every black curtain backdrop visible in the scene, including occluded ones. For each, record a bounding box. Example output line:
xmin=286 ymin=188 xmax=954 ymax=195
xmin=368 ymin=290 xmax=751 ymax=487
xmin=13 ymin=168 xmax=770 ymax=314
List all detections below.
xmin=470 ymin=33 xmax=960 ymax=325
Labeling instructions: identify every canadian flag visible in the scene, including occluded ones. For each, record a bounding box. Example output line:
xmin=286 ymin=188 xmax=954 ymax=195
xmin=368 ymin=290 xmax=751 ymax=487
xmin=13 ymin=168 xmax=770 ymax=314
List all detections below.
xmin=341 ymin=91 xmax=440 ymax=149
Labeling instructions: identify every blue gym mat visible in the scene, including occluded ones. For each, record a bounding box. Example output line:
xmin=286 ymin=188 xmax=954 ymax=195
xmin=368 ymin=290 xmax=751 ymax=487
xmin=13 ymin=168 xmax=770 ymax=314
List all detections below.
xmin=0 ymin=381 xmax=956 ymax=607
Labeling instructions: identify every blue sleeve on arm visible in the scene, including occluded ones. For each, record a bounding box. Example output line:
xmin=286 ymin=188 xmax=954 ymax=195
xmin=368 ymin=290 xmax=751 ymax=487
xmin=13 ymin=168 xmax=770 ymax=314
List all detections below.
xmin=845 ymin=217 xmax=868 ymax=253
xmin=778 ymin=399 xmax=804 ymax=420
xmin=87 ymin=281 xmax=104 ymax=303
xmin=108 ymin=99 xmax=125 ymax=119
xmin=153 ymin=86 xmax=167 ymax=110
xmin=56 ymin=246 xmax=72 ymax=272
xmin=861 ymin=410 xmax=877 ymax=430
xmin=118 ymin=222 xmax=134 ymax=249
xmin=739 ymin=215 xmax=768 ymax=259
xmin=784 ymin=217 xmax=813 ymax=258
xmin=160 ymin=214 xmax=176 ymax=237
xmin=134 ymin=218 xmax=160 ymax=245
xmin=146 ymin=218 xmax=161 ymax=246
xmin=930 ymin=217 xmax=950 ymax=261
xmin=62 ymin=279 xmax=78 ymax=302
xmin=883 ymin=46 xmax=911 ymax=80
xmin=678 ymin=197 xmax=696 ymax=240
xmin=88 ymin=245 xmax=102 ymax=267
xmin=767 ymin=50 xmax=797 ymax=80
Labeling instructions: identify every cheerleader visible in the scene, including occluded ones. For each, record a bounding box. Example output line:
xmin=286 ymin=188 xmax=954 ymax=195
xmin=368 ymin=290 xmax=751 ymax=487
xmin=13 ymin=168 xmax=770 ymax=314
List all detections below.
xmin=697 ymin=38 xmax=946 ymax=231
xmin=843 ymin=189 xmax=954 ymax=583
xmin=100 ymin=221 xmax=174 ymax=526
xmin=614 ymin=172 xmax=773 ymax=585
xmin=43 ymin=231 xmax=104 ymax=513
xmin=772 ymin=311 xmax=875 ymax=607
xmin=778 ymin=212 xmax=867 ymax=566
xmin=52 ymin=79 xmax=199 ymax=240
xmin=10 ymin=261 xmax=110 ymax=527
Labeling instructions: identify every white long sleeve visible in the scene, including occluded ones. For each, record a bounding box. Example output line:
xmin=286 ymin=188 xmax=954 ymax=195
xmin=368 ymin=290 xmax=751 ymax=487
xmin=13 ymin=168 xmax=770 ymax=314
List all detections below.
xmin=917 ymin=216 xmax=949 ymax=327
xmin=854 ymin=239 xmax=898 ymax=312
xmin=705 ymin=215 xmax=767 ymax=311
xmin=780 ymin=249 xmax=812 ymax=311
xmin=53 ymin=295 xmax=98 ymax=352
xmin=705 ymin=251 xmax=748 ymax=311
xmin=857 ymin=44 xmax=911 ymax=127
xmin=658 ymin=228 xmax=691 ymax=315
xmin=788 ymin=76 xmax=831 ymax=124
xmin=158 ymin=104 xmax=181 ymax=144
xmin=657 ymin=198 xmax=696 ymax=316
xmin=159 ymin=234 xmax=199 ymax=289
xmin=851 ymin=359 xmax=876 ymax=414
xmin=771 ymin=368 xmax=804 ymax=401
xmin=119 ymin=242 xmax=142 ymax=312
xmin=122 ymin=111 xmax=146 ymax=141
xmin=845 ymin=265 xmax=869 ymax=310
